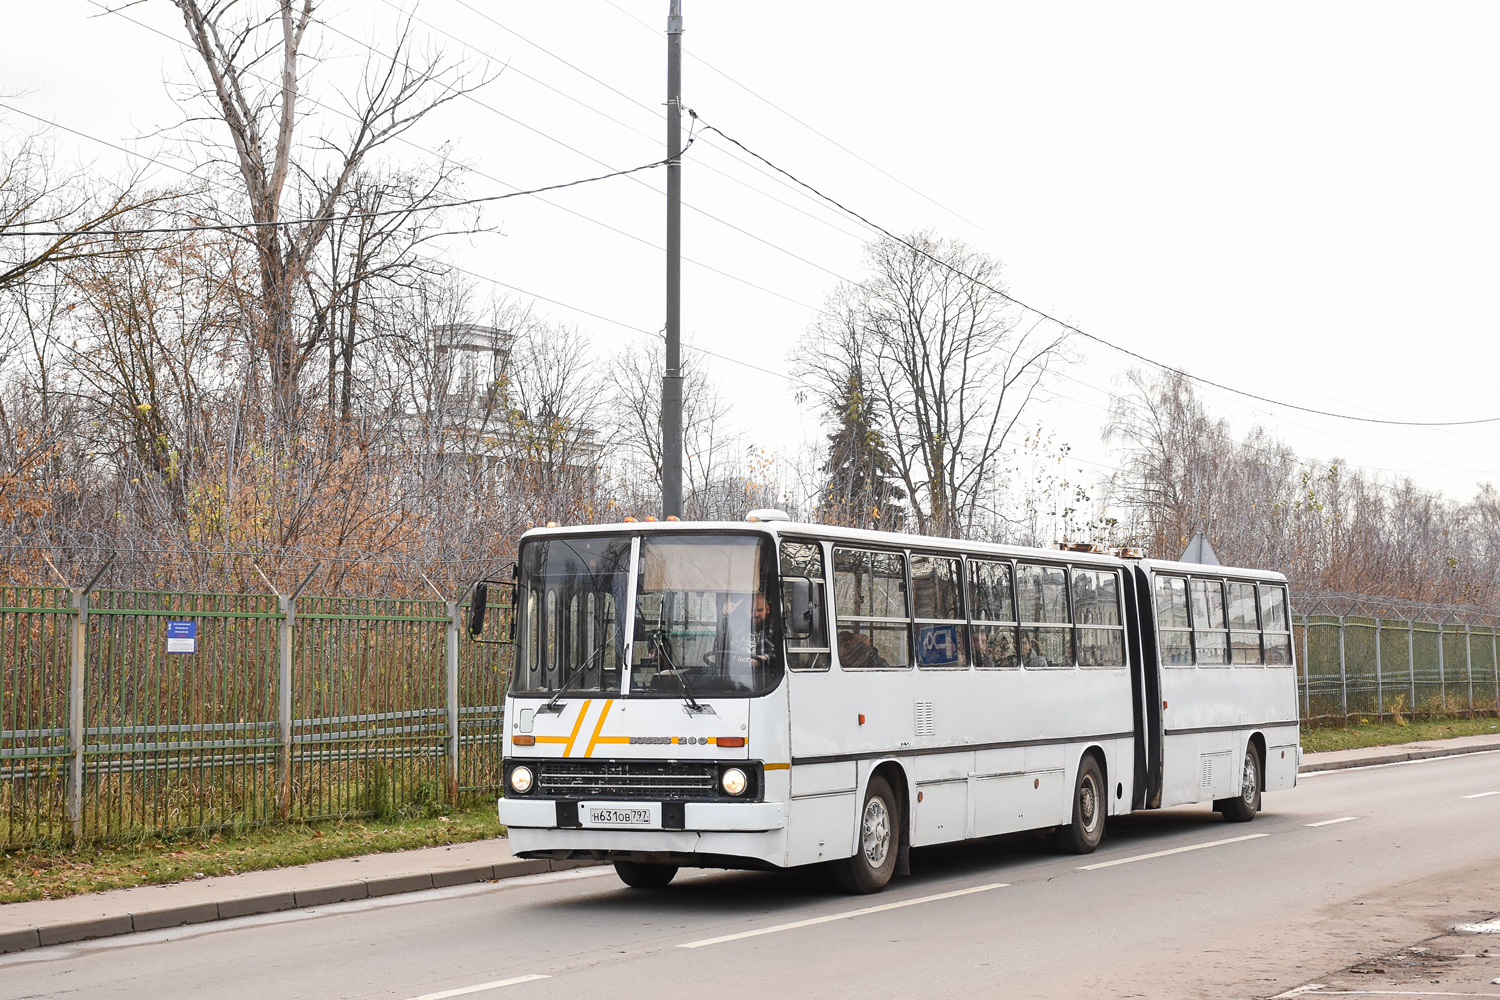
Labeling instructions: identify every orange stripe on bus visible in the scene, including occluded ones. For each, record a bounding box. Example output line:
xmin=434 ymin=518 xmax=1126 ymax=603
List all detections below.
xmin=584 ymin=700 xmax=615 ymax=757
xmin=763 ymin=763 xmax=790 ymax=771
xmin=562 ymin=700 xmax=593 ymax=757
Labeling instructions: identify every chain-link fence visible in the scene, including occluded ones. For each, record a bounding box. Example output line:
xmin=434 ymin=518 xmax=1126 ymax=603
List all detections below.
xmin=0 ymin=582 xmax=509 ymax=848
xmin=1293 ymin=590 xmax=1500 ymax=723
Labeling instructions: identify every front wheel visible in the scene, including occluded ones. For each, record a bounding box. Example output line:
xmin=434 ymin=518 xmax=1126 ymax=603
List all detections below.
xmin=1054 ymin=754 xmax=1105 ymax=854
xmin=1219 ymin=743 xmax=1262 ymax=823
xmin=614 ymin=860 xmax=678 ymax=888
xmin=831 ymin=775 xmax=900 ymax=894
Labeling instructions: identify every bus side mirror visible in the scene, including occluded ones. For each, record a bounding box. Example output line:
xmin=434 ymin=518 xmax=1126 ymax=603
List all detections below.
xmin=784 ymin=577 xmax=821 ymax=638
xmin=469 ymin=582 xmax=488 ymax=637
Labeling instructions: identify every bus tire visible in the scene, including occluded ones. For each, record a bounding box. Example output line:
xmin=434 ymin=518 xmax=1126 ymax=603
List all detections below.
xmin=614 ymin=861 xmax=678 ymax=888
xmin=832 ymin=775 xmax=899 ymax=894
xmin=1054 ymin=754 xmax=1105 ymax=855
xmin=1219 ymin=743 xmax=1262 ymax=823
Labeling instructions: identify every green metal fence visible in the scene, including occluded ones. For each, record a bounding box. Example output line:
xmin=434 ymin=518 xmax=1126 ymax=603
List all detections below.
xmin=1 ymin=586 xmax=507 ymax=847
xmin=4 ymin=581 xmax=1496 ymax=847
xmin=1294 ymin=591 xmax=1500 ymax=723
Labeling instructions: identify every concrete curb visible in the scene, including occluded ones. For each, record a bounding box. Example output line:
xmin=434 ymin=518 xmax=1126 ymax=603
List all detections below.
xmin=0 ymin=858 xmax=597 ymax=956
xmin=1300 ymin=740 xmax=1500 ymax=773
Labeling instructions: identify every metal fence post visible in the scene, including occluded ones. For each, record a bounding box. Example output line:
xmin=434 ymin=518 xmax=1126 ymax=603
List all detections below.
xmin=64 ymin=555 xmax=114 ymax=842
xmin=1465 ymin=623 xmax=1474 ymax=714
xmin=1437 ymin=617 xmax=1447 ymax=712
xmin=446 ymin=600 xmax=461 ymax=804
xmin=272 ymin=567 xmax=318 ymax=823
xmin=1337 ymin=615 xmax=1348 ymax=720
xmin=1407 ymin=619 xmax=1415 ymax=713
xmin=1375 ymin=617 xmax=1383 ymax=718
xmin=1301 ymin=616 xmax=1311 ymax=718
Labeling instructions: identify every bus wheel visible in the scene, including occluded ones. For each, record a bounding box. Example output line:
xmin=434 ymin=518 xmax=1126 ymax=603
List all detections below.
xmin=832 ymin=775 xmax=899 ymax=894
xmin=1054 ymin=755 xmax=1105 ymax=854
xmin=1219 ymin=744 xmax=1262 ymax=823
xmin=614 ymin=861 xmax=678 ymax=888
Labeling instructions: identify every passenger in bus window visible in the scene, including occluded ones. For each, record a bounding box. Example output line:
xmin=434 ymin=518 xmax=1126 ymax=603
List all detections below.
xmin=972 ymin=626 xmax=1017 ymax=668
xmin=838 ymin=630 xmax=888 ymax=668
xmin=1019 ymin=634 xmax=1048 ymax=669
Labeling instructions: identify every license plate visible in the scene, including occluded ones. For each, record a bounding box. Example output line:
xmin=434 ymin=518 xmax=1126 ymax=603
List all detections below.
xmin=587 ymin=806 xmax=653 ymax=827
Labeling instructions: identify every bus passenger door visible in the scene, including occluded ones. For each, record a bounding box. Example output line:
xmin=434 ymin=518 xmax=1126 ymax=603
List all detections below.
xmin=1126 ymin=565 xmax=1164 ymax=809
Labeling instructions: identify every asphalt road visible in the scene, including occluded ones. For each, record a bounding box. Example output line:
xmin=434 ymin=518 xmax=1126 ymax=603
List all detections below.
xmin=4 ymin=753 xmax=1498 ymax=1000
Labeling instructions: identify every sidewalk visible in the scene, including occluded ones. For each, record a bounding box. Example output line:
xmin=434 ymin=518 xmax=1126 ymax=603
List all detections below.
xmin=1299 ymin=731 xmax=1500 ymax=772
xmin=0 ymin=836 xmax=593 ymax=956
xmin=4 ymin=733 xmax=1498 ymax=956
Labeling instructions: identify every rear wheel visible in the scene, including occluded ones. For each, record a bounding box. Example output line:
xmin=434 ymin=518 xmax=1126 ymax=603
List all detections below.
xmin=614 ymin=860 xmax=678 ymax=888
xmin=831 ymin=775 xmax=900 ymax=894
xmin=1054 ymin=755 xmax=1105 ymax=854
xmin=1219 ymin=743 xmax=1262 ymax=823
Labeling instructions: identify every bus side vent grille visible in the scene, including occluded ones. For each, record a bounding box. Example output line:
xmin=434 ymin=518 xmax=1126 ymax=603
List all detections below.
xmin=1201 ymin=757 xmax=1214 ymax=787
xmin=915 ymin=701 xmax=936 ymax=736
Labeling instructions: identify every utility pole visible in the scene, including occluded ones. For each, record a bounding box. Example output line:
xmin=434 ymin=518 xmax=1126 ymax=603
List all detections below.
xmin=661 ymin=0 xmax=684 ymax=518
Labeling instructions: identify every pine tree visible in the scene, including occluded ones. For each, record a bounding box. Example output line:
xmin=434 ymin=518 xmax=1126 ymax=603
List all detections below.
xmin=817 ymin=374 xmax=907 ymax=529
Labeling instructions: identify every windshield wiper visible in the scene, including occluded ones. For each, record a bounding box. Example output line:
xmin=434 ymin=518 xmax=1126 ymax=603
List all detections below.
xmin=538 ymin=636 xmax=612 ymax=714
xmin=646 ymin=627 xmax=705 ymax=713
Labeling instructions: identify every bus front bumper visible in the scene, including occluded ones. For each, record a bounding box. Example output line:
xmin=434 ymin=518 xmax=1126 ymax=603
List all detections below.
xmin=498 ymin=798 xmax=785 ymax=832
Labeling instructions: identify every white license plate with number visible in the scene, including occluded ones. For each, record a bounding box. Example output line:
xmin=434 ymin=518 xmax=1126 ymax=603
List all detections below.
xmin=583 ymin=803 xmax=657 ymax=828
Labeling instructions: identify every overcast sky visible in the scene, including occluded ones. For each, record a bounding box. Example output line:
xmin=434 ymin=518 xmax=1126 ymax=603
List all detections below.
xmin=4 ymin=1 xmax=1497 ymax=512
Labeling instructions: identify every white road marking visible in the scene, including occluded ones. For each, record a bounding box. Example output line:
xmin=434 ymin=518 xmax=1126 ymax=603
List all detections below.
xmin=1269 ymin=986 xmax=1324 ymax=998
xmin=1077 ymin=833 xmax=1268 ymax=871
xmin=1270 ymin=991 xmax=1500 ymax=997
xmin=1461 ymin=790 xmax=1499 ymax=799
xmin=405 ymin=975 xmax=550 ymax=1000
xmin=678 ymin=882 xmax=1009 ymax=949
xmin=1306 ymin=816 xmax=1359 ymax=827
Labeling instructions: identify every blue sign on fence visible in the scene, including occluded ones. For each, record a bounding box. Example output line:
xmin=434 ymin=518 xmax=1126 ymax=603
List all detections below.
xmin=916 ymin=624 xmax=960 ymax=667
xmin=166 ymin=620 xmax=197 ymax=654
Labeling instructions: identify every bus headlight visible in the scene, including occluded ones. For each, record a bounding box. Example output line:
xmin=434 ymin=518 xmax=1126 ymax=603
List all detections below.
xmin=721 ymin=767 xmax=748 ymax=796
xmin=509 ymin=765 xmax=534 ymax=794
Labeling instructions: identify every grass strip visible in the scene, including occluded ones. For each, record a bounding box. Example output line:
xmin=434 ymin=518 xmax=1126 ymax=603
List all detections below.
xmin=0 ymin=805 xmax=500 ymax=905
xmin=1300 ymin=715 xmax=1500 ymax=754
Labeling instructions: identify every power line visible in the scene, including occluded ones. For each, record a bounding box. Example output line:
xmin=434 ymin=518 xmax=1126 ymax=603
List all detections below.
xmin=79 ymin=0 xmax=839 ymax=314
xmin=0 ymin=154 xmax=669 ymax=237
xmin=372 ymin=0 xmax=875 ymax=247
xmin=690 ymin=114 xmax=1500 ymax=431
xmin=599 ymin=0 xmax=990 ymax=236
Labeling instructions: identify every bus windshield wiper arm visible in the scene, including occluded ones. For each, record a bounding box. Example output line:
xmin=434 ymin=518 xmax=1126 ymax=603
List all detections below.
xmin=540 ymin=637 xmax=612 ymax=713
xmin=648 ymin=628 xmax=704 ymax=712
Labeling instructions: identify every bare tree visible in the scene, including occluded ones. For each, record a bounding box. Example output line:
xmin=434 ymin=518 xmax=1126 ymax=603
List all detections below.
xmin=171 ymin=0 xmax=483 ymax=417
xmin=798 ymin=232 xmax=1070 ymax=537
xmin=0 ymin=131 xmax=171 ymax=292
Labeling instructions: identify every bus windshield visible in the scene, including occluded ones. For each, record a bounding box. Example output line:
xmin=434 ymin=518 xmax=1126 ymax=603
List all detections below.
xmin=512 ymin=532 xmax=782 ymax=698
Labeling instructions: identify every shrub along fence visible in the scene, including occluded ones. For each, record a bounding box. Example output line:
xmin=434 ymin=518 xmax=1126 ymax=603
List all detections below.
xmin=3 ymin=581 xmax=1496 ymax=848
xmin=0 ymin=583 xmax=507 ymax=848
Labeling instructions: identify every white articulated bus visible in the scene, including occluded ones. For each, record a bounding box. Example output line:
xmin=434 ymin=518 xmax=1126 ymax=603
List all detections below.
xmin=483 ymin=514 xmax=1300 ymax=893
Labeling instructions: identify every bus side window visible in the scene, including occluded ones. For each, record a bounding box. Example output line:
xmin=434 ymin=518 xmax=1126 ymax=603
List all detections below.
xmin=1016 ymin=563 xmax=1072 ymax=668
xmin=1191 ymin=578 xmax=1229 ymax=666
xmin=833 ymin=547 xmax=911 ymax=668
xmin=1260 ymin=584 xmax=1293 ymax=665
xmin=911 ymin=553 xmax=966 ymax=669
xmin=1073 ymin=568 xmax=1125 ymax=667
xmin=1155 ymin=575 xmax=1192 ymax=667
xmin=1227 ymin=582 xmax=1262 ymax=665
xmin=780 ymin=540 xmax=830 ymax=671
xmin=968 ymin=559 xmax=1018 ymax=669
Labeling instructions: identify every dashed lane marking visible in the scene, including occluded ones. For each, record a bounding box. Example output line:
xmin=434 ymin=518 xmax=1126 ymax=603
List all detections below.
xmin=405 ymin=974 xmax=550 ymax=999
xmin=1077 ymin=833 xmax=1269 ymax=871
xmin=1461 ymin=790 xmax=1499 ymax=799
xmin=678 ymin=882 xmax=1009 ymax=949
xmin=1306 ymin=816 xmax=1360 ymax=827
